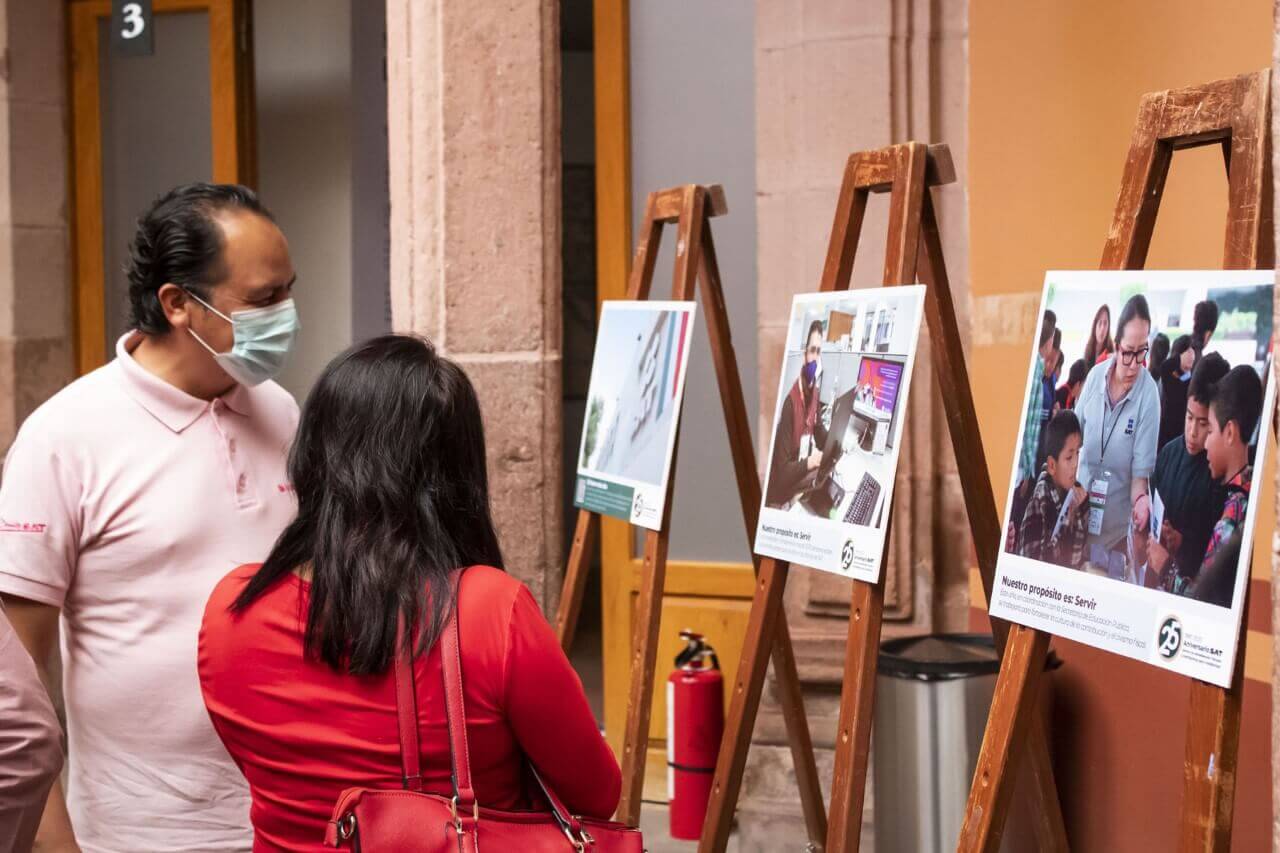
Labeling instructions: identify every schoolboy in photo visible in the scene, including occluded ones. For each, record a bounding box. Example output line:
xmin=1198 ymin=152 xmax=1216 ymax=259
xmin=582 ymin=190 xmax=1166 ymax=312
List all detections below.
xmin=1150 ymin=353 xmax=1230 ymax=595
xmin=1149 ymin=364 xmax=1263 ymax=606
xmin=1015 ymin=311 xmax=1057 ymax=490
xmin=1016 ymin=410 xmax=1088 ymax=569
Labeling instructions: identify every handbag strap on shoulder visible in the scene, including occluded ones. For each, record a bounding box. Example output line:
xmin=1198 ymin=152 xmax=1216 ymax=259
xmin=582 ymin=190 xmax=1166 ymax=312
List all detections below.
xmin=391 ymin=571 xmax=479 ymax=826
xmin=438 ymin=575 xmax=478 ymax=812
xmin=392 ymin=610 xmax=426 ymax=792
xmin=392 ymin=567 xmax=584 ymax=845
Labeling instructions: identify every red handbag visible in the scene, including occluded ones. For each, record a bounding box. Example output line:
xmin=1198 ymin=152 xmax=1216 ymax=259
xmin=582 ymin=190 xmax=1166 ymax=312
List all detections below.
xmin=324 ymin=579 xmax=643 ymax=852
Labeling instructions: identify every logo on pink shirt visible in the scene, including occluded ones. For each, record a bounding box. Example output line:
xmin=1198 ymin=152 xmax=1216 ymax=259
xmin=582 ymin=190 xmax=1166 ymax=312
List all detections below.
xmin=0 ymin=519 xmax=47 ymax=534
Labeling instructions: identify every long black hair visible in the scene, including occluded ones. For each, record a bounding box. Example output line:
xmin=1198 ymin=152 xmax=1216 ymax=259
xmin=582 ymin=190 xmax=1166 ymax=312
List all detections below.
xmin=1148 ymin=332 xmax=1170 ymax=377
xmin=1083 ymin=304 xmax=1113 ymax=365
xmin=232 ymin=334 xmax=504 ymax=674
xmin=1166 ymin=334 xmax=1193 ymax=376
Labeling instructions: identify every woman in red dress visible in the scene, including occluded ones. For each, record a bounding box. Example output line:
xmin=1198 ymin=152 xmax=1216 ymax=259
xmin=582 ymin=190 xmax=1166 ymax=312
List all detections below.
xmin=198 ymin=335 xmax=620 ymax=851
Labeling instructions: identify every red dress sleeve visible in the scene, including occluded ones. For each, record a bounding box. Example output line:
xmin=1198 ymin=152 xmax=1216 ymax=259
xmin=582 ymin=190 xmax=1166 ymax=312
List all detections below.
xmin=501 ymin=585 xmax=621 ymax=819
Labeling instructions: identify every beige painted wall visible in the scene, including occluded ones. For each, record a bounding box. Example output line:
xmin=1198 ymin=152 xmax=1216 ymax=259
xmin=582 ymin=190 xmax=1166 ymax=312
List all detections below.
xmin=969 ymin=0 xmax=1274 ymax=494
xmin=968 ymin=3 xmax=1274 ymax=850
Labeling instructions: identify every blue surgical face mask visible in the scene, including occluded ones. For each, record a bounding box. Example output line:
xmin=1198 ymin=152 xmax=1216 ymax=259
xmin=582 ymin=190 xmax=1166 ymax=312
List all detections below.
xmin=803 ymin=358 xmax=821 ymax=386
xmin=186 ymin=291 xmax=300 ymax=387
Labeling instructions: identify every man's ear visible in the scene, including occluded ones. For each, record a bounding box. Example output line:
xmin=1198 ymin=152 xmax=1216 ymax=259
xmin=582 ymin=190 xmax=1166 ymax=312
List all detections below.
xmin=1224 ymin=419 xmax=1242 ymax=447
xmin=156 ymin=283 xmax=191 ymax=329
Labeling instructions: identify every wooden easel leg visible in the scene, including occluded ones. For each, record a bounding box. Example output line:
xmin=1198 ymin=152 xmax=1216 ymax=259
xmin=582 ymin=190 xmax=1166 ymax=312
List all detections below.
xmin=918 ymin=195 xmax=1068 ymax=852
xmin=602 ymin=187 xmax=695 ymax=826
xmin=825 ymin=578 xmax=886 ymax=853
xmin=769 ymin=619 xmax=829 ymax=844
xmin=615 ymin=527 xmax=672 ymax=825
xmin=696 ymin=218 xmax=828 ymax=845
xmin=957 ymin=624 xmax=1052 ymax=853
xmin=556 ymin=509 xmax=600 ymax=652
xmin=1177 ymin=594 xmax=1249 ymax=852
xmin=699 ymin=557 xmax=797 ymax=853
xmin=1020 ymin=712 xmax=1069 ymax=851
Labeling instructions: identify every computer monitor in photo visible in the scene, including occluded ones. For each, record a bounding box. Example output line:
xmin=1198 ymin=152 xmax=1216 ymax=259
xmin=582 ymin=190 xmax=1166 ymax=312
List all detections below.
xmin=854 ymin=356 xmax=905 ymax=451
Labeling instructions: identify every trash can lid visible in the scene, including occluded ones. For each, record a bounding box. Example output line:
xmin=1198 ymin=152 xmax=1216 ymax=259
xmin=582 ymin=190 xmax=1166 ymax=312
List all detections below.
xmin=878 ymin=633 xmax=1000 ymax=681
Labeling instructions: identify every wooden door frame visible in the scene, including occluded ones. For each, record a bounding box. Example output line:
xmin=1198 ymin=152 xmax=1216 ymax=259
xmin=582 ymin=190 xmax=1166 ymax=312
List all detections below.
xmin=68 ymin=0 xmax=256 ymax=375
xmin=591 ymin=0 xmax=756 ymax=783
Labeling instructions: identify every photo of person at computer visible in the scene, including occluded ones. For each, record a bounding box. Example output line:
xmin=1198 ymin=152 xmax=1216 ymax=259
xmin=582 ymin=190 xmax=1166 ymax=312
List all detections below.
xmin=764 ymin=321 xmax=907 ymax=527
xmin=765 ymin=320 xmax=830 ymax=507
xmin=755 ymin=287 xmax=927 ymax=582
xmin=989 ymin=270 xmax=1275 ymax=686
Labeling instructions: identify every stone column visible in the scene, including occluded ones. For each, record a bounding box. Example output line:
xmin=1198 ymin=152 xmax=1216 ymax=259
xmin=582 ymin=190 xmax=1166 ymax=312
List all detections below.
xmin=747 ymin=2 xmax=971 ymax=848
xmin=0 ymin=0 xmax=74 ymax=450
xmin=385 ymin=0 xmax=563 ymax=608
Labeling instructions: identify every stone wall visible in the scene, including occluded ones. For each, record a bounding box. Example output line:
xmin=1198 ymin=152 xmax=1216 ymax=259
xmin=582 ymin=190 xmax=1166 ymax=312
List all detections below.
xmin=0 ymin=1 xmax=74 ymax=450
xmin=384 ymin=0 xmax=563 ymax=609
xmin=744 ymin=1 xmax=971 ymax=846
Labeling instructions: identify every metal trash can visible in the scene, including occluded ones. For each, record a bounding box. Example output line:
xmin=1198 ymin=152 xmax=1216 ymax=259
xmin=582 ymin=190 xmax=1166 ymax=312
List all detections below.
xmin=872 ymin=634 xmax=1038 ymax=853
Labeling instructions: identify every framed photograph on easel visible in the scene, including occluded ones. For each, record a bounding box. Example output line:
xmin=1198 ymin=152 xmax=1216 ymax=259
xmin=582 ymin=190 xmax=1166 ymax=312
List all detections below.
xmin=991 ymin=269 xmax=1275 ymax=688
xmin=755 ymin=286 xmax=926 ymax=582
xmin=573 ymin=300 xmax=696 ymax=531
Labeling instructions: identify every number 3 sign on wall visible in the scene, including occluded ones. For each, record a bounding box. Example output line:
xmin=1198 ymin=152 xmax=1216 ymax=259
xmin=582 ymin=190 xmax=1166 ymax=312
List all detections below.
xmin=111 ymin=0 xmax=154 ymax=57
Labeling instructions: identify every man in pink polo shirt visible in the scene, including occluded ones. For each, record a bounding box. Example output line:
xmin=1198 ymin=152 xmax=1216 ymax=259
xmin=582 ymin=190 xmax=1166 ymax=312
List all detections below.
xmin=0 ymin=183 xmax=301 ymax=852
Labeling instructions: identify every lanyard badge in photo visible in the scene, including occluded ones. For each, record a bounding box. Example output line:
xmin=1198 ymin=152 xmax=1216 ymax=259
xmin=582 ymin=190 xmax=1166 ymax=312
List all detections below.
xmin=1087 ymin=470 xmax=1110 ymax=536
xmin=1086 ymin=397 xmax=1129 ymax=537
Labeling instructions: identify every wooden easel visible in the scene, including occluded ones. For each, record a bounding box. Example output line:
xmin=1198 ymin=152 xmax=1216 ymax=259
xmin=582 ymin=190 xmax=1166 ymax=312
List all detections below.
xmin=957 ymin=69 xmax=1273 ymax=853
xmin=554 ymin=183 xmax=828 ymax=840
xmin=699 ymin=142 xmax=1070 ymax=853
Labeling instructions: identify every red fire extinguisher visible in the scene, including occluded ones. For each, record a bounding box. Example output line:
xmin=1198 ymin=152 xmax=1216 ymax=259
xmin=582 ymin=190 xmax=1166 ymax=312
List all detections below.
xmin=667 ymin=629 xmax=724 ymax=840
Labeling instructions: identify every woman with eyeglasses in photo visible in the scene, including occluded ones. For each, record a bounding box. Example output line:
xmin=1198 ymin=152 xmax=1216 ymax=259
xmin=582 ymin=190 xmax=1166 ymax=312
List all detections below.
xmin=1074 ymin=295 xmax=1162 ymax=566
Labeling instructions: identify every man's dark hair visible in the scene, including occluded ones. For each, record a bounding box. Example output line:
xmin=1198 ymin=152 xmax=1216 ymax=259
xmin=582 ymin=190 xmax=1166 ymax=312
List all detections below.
xmin=1209 ymin=364 xmax=1264 ymax=444
xmin=125 ymin=182 xmax=273 ymax=335
xmin=806 ymin=319 xmax=824 ymax=343
xmin=1188 ymin=351 xmax=1230 ymax=407
xmin=1115 ymin=294 xmax=1151 ymax=344
xmin=1192 ymin=300 xmax=1220 ymax=349
xmin=1038 ymin=310 xmax=1057 ymax=347
xmin=1043 ymin=409 xmax=1082 ymax=462
xmin=232 ymin=335 xmax=505 ymax=675
xmin=1067 ymin=358 xmax=1088 ymax=387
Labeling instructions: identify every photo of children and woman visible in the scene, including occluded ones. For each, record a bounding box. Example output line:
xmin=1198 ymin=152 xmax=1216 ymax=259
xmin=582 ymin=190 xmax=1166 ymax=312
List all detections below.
xmin=1002 ymin=272 xmax=1274 ymax=611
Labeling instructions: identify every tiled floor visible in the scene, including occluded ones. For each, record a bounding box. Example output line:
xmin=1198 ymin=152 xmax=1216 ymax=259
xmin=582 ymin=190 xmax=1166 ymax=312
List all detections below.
xmin=638 ymin=804 xmax=741 ymax=853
